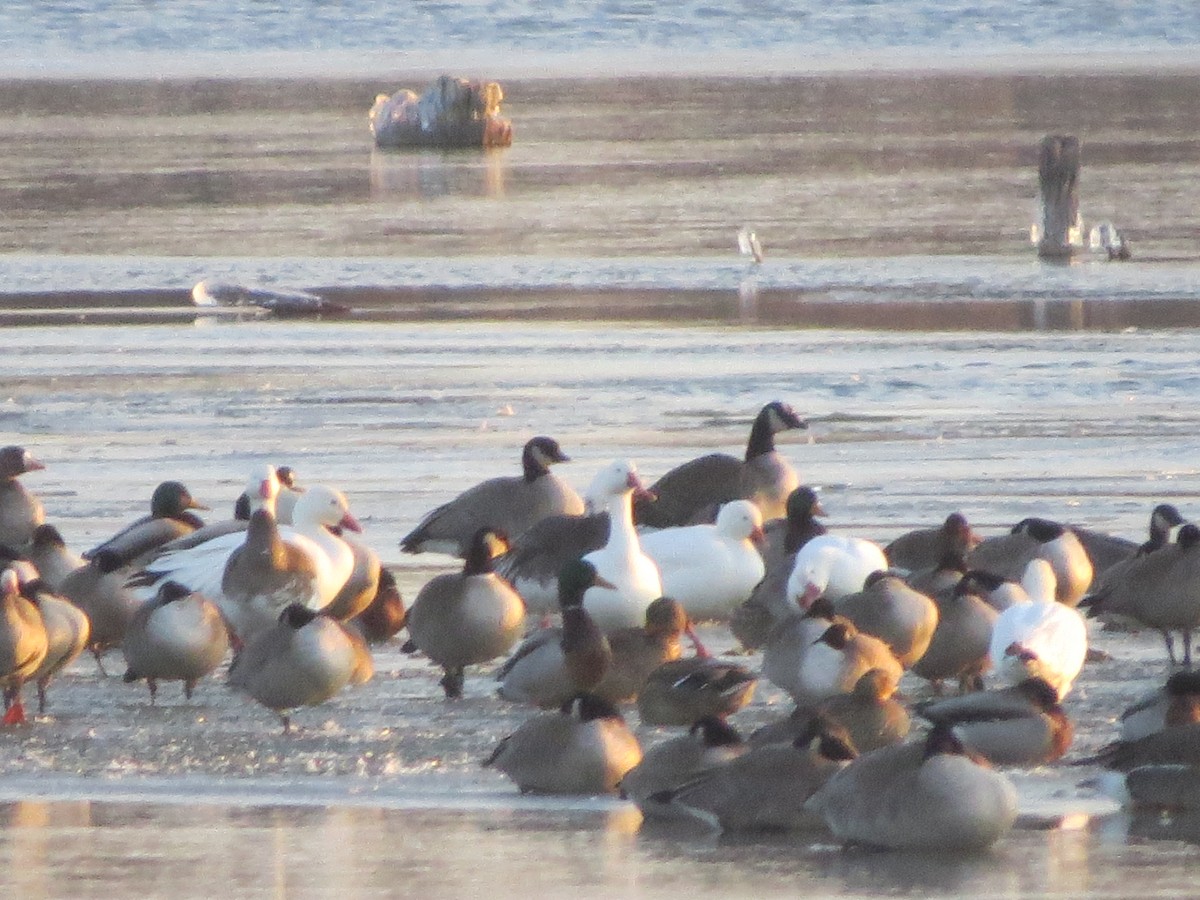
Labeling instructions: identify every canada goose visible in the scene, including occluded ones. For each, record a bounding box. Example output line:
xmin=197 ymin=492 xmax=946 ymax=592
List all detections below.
xmin=406 ymin=527 xmax=525 ymax=698
xmin=58 ymin=549 xmax=142 ymax=674
xmin=633 ymin=401 xmax=807 ymax=528
xmin=26 ymin=525 xmax=83 ymax=592
xmin=121 ymin=581 xmax=230 ymax=703
xmin=621 ymin=717 xmax=747 ymax=816
xmin=806 ymin=725 xmax=1019 ymax=852
xmin=968 ymin=517 xmax=1093 ymax=606
xmin=1082 ymin=523 xmax=1200 ymax=666
xmin=401 ymin=436 xmax=583 ymax=556
xmin=484 ymin=693 xmax=642 ymax=795
xmin=885 ymin=512 xmax=981 ymax=573
xmin=227 ymin=603 xmax=363 ymax=733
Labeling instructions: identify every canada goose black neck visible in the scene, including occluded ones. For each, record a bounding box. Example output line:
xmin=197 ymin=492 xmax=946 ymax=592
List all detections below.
xmin=463 ymin=527 xmax=507 ymax=576
xmin=1013 ymin=517 xmax=1064 ymax=542
xmin=281 ymin=603 xmax=318 ymax=629
xmin=566 ymin=692 xmax=623 ymax=722
xmin=924 ymin=724 xmax=968 ymax=760
xmin=692 ymin=715 xmax=743 ymax=748
xmin=1178 ymin=523 xmax=1200 ymax=550
xmin=955 ymin=569 xmax=1007 ymax=597
xmin=522 ymin=436 xmax=568 ymax=483
xmin=1166 ymin=670 xmax=1200 ymax=696
xmin=155 ymin=580 xmax=192 ymax=606
xmin=744 ymin=401 xmax=806 ymax=462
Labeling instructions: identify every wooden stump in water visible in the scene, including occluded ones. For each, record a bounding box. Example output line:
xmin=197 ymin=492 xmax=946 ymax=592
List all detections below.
xmin=1036 ymin=135 xmax=1081 ymax=260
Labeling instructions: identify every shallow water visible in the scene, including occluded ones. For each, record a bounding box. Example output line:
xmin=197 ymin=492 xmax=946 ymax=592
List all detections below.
xmin=2 ymin=38 xmax=1200 ymax=896
xmin=0 ymin=791 xmax=1197 ymax=899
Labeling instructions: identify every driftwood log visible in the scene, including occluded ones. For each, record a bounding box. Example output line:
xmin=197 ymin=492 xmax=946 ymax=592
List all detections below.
xmin=370 ymin=75 xmax=513 ymax=150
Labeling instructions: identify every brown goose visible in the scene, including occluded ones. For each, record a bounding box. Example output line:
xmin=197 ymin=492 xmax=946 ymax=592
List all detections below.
xmin=406 ymin=527 xmax=526 ymax=698
xmin=831 ymin=571 xmax=939 ymax=668
xmin=401 ymin=436 xmax=583 ymax=557
xmin=751 ymin=667 xmax=910 ymax=754
xmin=592 ymin=596 xmax=694 ymax=704
xmin=10 ymin=562 xmax=89 ymax=714
xmin=884 ymin=512 xmax=981 ymax=573
xmin=349 ymin=568 xmax=407 ymax=645
xmin=910 ymin=575 xmax=998 ymax=693
xmin=633 ymin=401 xmax=807 ymax=528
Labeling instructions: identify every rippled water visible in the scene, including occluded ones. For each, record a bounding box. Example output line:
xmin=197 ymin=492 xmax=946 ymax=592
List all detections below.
xmin=2 ymin=0 xmax=1200 ymax=69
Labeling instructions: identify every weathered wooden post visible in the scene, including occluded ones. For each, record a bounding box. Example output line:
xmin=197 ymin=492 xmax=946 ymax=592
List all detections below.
xmin=1036 ymin=135 xmax=1082 ymax=259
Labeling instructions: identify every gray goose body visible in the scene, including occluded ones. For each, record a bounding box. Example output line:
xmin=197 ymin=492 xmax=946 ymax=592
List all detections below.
xmin=633 ymin=402 xmax=807 ymax=529
xmin=10 ymin=563 xmax=90 ymax=714
xmin=0 ymin=568 xmax=48 ymax=723
xmin=27 ymin=525 xmax=83 ymax=592
xmin=401 ymin=437 xmax=583 ymax=557
xmin=228 ymin=604 xmax=362 ymax=733
xmin=484 ymin=693 xmax=642 ymax=795
xmin=121 ymin=580 xmax=230 ymax=703
xmin=806 ymin=726 xmax=1019 ymax=851
xmin=967 ymin=517 xmax=1093 ymax=607
xmin=407 ymin=528 xmax=525 ymax=698
xmin=884 ymin=512 xmax=981 ymax=574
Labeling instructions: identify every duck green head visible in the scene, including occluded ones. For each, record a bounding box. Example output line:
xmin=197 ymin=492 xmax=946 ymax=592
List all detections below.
xmin=556 ymin=559 xmax=614 ymax=610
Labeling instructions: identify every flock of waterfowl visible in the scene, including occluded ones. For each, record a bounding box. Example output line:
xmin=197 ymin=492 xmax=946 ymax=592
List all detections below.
xmin=1 ymin=400 xmax=1199 ymax=852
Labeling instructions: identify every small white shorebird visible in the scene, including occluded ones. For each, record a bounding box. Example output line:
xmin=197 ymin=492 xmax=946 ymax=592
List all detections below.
xmin=737 ymin=226 xmax=764 ymax=264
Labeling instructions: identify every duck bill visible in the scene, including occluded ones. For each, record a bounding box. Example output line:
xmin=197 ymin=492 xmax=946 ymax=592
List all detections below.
xmin=813 ymin=500 xmax=828 ymax=517
xmin=797 ymin=581 xmax=822 ymax=610
xmin=339 ymin=512 xmax=364 ymax=534
xmin=592 ymin=573 xmax=618 ymax=591
xmin=189 ymin=498 xmax=212 ymax=511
